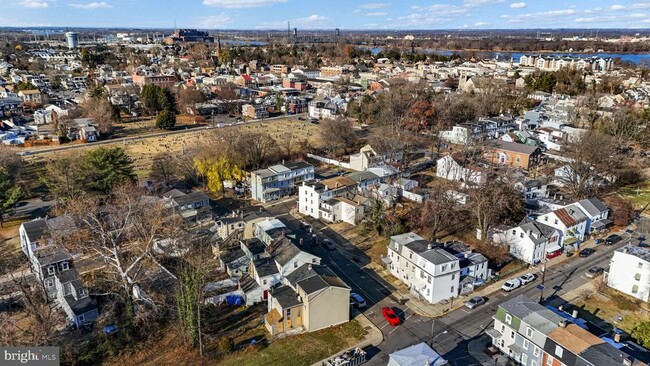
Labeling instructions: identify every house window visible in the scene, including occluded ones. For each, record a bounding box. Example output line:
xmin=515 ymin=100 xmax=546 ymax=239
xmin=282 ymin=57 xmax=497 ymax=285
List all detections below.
xmin=263 ymin=279 xmax=267 ymax=285
xmin=505 ymin=314 xmax=512 ymax=325
xmin=554 ymin=219 xmax=558 ymax=225
xmin=286 ymin=308 xmax=291 ymax=316
xmin=60 ymin=262 xmax=69 ymax=271
xmin=45 ymin=279 xmax=54 ymax=288
xmin=532 ymin=361 xmax=538 ymax=366
xmin=512 ymin=230 xmax=516 ymax=235
xmin=501 ymin=324 xmax=505 ymax=332
xmin=523 ymin=339 xmax=529 ymax=350
xmin=442 ymin=264 xmax=447 ymax=271
xmin=47 ymin=266 xmax=55 ymax=275
xmin=450 ymin=286 xmax=454 ymax=293
xmin=312 ymin=258 xmax=317 ymax=263
xmin=555 ymin=345 xmax=563 ymax=358
xmin=546 ymin=356 xmax=553 ymax=366
xmin=427 ymin=275 xmax=432 ymax=284
xmin=635 ymin=273 xmax=641 ymax=281
xmin=294 ymin=261 xmax=298 ymax=268
xmin=632 ymin=285 xmax=639 ymax=293
xmin=522 ymin=354 xmax=528 ymax=364
xmin=526 ymin=327 xmax=533 ymax=338
xmin=534 ymin=346 xmax=540 ymax=357
xmin=544 ymin=217 xmax=548 ymax=222
xmin=639 ymin=262 xmax=644 ymax=269
xmin=510 ymin=331 xmax=515 ymax=339
xmin=520 ymin=233 xmax=524 ymax=238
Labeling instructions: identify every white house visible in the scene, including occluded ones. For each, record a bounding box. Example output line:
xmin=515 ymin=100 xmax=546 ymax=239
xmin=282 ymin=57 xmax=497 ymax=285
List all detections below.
xmin=494 ymin=219 xmax=561 ymax=264
xmin=436 ymin=155 xmax=486 ymax=186
xmin=385 ymin=232 xmax=460 ymax=304
xmin=298 ymin=177 xmax=357 ymax=220
xmin=535 ymin=204 xmax=588 ymax=248
xmin=606 ymin=245 xmax=650 ymax=302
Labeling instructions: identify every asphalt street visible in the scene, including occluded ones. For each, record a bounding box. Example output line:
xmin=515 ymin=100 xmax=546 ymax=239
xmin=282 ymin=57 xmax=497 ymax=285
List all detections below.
xmin=262 ymin=199 xmax=634 ymax=366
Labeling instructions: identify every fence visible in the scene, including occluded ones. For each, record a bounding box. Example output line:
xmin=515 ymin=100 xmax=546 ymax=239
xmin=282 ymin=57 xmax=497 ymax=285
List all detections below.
xmin=306 ymin=153 xmax=351 ymax=169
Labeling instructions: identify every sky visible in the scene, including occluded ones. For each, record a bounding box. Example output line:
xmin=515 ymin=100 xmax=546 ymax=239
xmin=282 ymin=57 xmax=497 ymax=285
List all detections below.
xmin=1 ymin=0 xmax=650 ymax=30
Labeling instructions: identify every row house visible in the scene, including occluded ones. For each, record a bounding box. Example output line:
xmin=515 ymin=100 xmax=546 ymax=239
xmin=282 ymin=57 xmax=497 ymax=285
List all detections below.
xmin=242 ymin=104 xmax=269 ymax=119
xmin=436 ymin=155 xmax=487 ymax=187
xmin=265 ymin=264 xmax=350 ymax=336
xmin=287 ymin=97 xmax=308 ymax=114
xmin=19 ymin=217 xmax=98 ymax=328
xmin=250 ymin=161 xmax=315 ymax=203
xmin=493 ymin=219 xmax=561 ymax=265
xmin=308 ymin=96 xmax=347 ymax=120
xmin=490 ymin=295 xmax=644 ymax=366
xmin=282 ymin=78 xmax=308 ymax=91
xmin=385 ymin=232 xmax=461 ymax=304
xmin=519 ymin=55 xmax=614 ymax=72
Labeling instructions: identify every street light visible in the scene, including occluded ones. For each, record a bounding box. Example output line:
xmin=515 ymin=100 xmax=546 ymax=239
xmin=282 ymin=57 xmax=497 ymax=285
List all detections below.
xmin=430 ymin=319 xmax=449 ymax=348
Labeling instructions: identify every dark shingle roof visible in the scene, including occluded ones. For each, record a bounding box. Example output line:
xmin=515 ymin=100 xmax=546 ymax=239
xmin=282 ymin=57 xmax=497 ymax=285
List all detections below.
xmin=22 ymin=219 xmax=47 ymax=243
xmin=64 ymin=295 xmax=97 ymax=316
xmin=270 ymin=285 xmax=303 ymax=308
xmin=286 ymin=264 xmax=348 ymax=295
xmin=253 ymin=259 xmax=279 ymax=277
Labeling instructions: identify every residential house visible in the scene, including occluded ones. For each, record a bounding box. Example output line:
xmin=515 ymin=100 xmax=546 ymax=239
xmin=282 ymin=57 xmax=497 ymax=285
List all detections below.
xmin=443 ymin=241 xmax=490 ymax=292
xmin=575 ymin=197 xmax=611 ymax=233
xmin=490 ymin=295 xmax=644 ymax=366
xmin=265 ymin=264 xmax=350 ymax=336
xmin=162 ymin=189 xmax=211 ymax=222
xmin=494 ymin=219 xmax=561 ymax=264
xmin=349 ymin=144 xmax=403 ymax=172
xmin=308 ymin=96 xmax=347 ymax=120
xmin=440 ymin=123 xmax=486 ymax=145
xmin=298 ymin=176 xmax=357 ymax=221
xmin=385 ymin=232 xmax=460 ymax=304
xmin=606 ymin=245 xmax=650 ymax=302
xmin=242 ymin=104 xmax=269 ymax=119
xmin=132 ymin=73 xmax=177 ymax=88
xmin=436 ymin=155 xmax=487 ymax=186
xmin=250 ymin=161 xmax=314 ymax=203
xmin=536 ymin=204 xmax=588 ymax=248
xmin=234 ymin=74 xmax=256 ymax=88
xmin=486 ymin=140 xmax=543 ymax=170
xmin=18 ymin=90 xmax=42 ymax=104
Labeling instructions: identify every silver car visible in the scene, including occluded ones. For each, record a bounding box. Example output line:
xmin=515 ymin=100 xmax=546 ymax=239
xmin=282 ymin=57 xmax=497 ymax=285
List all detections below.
xmin=465 ymin=296 xmax=486 ymax=309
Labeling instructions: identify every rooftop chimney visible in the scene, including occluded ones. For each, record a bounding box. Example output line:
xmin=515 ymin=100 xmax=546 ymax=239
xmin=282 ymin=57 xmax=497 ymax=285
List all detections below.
xmin=427 ymin=243 xmax=433 ymax=250
xmin=308 ymin=263 xmax=312 ymax=271
xmin=615 ymin=333 xmax=622 ymax=343
xmin=572 ymin=310 xmax=579 ymax=318
xmin=559 ymin=319 xmax=567 ymax=328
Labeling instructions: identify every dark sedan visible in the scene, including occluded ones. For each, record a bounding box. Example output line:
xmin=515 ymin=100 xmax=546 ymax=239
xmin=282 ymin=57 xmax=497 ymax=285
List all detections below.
xmin=579 ymin=248 xmax=596 ymax=257
xmin=605 ymin=234 xmax=622 ymax=245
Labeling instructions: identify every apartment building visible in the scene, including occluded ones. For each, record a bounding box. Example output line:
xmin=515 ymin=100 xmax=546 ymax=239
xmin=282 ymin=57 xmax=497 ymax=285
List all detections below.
xmin=385 ymin=232 xmax=460 ymax=304
xmin=607 ymin=245 xmax=650 ymax=302
xmin=490 ymin=295 xmax=645 ymax=366
xmin=250 ymin=161 xmax=314 ymax=203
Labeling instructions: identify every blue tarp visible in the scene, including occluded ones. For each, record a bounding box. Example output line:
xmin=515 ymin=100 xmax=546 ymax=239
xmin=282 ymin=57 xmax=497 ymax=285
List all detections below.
xmin=224 ymin=294 xmax=244 ymax=306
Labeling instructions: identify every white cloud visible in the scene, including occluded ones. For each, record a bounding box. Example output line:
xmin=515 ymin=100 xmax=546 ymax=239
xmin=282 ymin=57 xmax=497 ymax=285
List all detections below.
xmin=474 ymin=21 xmax=490 ymax=27
xmin=358 ymin=3 xmax=390 ymax=9
xmin=365 ymin=12 xmax=387 ymax=16
xmin=69 ymin=2 xmax=112 ymax=9
xmin=611 ymin=4 xmax=625 ymax=10
xmin=202 ymin=0 xmax=286 ymax=8
xmin=463 ymin=0 xmax=504 ymax=7
xmin=539 ymin=9 xmax=575 ymax=16
xmin=21 ymin=0 xmax=53 ymax=8
xmin=632 ymin=2 xmax=650 ymax=9
xmin=510 ymin=2 xmax=526 ymax=9
xmin=196 ymin=13 xmax=232 ymax=28
xmin=258 ymin=14 xmax=328 ymax=29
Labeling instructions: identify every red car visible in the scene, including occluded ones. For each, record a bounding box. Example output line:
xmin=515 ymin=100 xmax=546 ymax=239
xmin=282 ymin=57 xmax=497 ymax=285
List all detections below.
xmin=382 ymin=307 xmax=401 ymax=326
xmin=546 ymin=249 xmax=562 ymax=259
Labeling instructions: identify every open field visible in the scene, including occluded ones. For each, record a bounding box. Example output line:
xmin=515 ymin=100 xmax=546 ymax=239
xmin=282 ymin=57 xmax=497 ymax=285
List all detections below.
xmin=26 ymin=117 xmax=321 ymax=179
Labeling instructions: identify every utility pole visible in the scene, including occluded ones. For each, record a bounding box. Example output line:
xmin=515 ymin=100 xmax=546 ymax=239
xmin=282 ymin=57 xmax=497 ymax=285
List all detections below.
xmin=538 ymin=261 xmax=547 ymax=303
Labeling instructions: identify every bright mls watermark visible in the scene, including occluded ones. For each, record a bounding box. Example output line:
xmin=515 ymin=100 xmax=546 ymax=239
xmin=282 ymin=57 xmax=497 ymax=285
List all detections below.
xmin=1 ymin=347 xmax=59 ymax=366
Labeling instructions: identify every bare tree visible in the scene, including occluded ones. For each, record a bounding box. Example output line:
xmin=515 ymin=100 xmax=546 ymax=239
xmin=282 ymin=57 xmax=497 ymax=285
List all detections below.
xmin=318 ymin=117 xmax=358 ymax=158
xmin=149 ymin=152 xmax=179 ymax=188
xmin=468 ymin=175 xmax=524 ymax=241
xmin=236 ymin=131 xmax=280 ymax=171
xmin=415 ymin=186 xmax=459 ymax=241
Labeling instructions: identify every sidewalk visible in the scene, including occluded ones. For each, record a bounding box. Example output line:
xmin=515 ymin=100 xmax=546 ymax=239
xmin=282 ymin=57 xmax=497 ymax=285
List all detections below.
xmin=310 ymin=313 xmax=383 ymax=366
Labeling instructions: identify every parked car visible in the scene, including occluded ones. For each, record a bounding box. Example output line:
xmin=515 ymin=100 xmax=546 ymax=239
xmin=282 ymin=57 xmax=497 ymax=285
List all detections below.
xmin=519 ymin=273 xmax=536 ymax=285
xmin=465 ymin=296 xmax=486 ymax=309
xmin=579 ymin=248 xmax=596 ymax=257
xmin=298 ymin=117 xmax=305 ymax=121
xmin=323 ymin=239 xmax=336 ymax=251
xmin=605 ymin=234 xmax=622 ymax=245
xmin=546 ymin=249 xmax=562 ymax=259
xmin=382 ymin=307 xmax=401 ymax=326
xmin=103 ymin=324 xmax=118 ymax=335
xmin=350 ymin=293 xmax=367 ymax=308
xmin=501 ymin=278 xmax=522 ymax=292
xmin=299 ymin=221 xmax=311 ymax=232
xmin=586 ymin=266 xmax=604 ymax=278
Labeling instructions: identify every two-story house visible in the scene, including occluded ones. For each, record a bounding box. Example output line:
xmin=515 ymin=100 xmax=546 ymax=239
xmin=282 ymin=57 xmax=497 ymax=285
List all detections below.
xmin=436 ymin=155 xmax=487 ymax=187
xmin=490 ymin=295 xmax=645 ymax=366
xmin=606 ymin=245 xmax=650 ymax=302
xmin=486 ymin=140 xmax=543 ymax=170
xmin=298 ymin=176 xmax=358 ymax=220
xmin=250 ymin=161 xmax=315 ymax=203
xmin=265 ymin=264 xmax=350 ymax=336
xmin=162 ymin=189 xmax=211 ymax=222
xmin=494 ymin=219 xmax=561 ymax=264
xmin=242 ymin=104 xmax=269 ymax=119
xmin=574 ymin=197 xmax=610 ymax=233
xmin=535 ymin=204 xmax=588 ymax=248
xmin=385 ymin=232 xmax=460 ymax=304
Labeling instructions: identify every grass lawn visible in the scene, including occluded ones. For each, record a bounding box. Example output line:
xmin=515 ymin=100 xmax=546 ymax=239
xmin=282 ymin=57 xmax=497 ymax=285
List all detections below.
xmin=218 ymin=320 xmax=366 ymax=366
xmin=619 ymin=180 xmax=650 ymax=210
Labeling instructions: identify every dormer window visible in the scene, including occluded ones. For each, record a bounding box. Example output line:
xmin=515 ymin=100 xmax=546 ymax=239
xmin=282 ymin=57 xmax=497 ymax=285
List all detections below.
xmin=47 ymin=265 xmax=55 ymax=275
xmin=60 ymin=262 xmax=69 ymax=271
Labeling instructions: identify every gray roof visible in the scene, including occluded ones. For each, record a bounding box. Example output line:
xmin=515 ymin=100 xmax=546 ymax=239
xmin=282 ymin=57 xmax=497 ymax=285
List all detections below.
xmin=519 ymin=219 xmax=558 ymax=245
xmin=64 ymin=295 xmax=97 ymax=316
xmin=521 ymin=311 xmax=564 ymax=336
xmin=490 ymin=140 xmax=541 ymax=155
xmin=21 ymin=219 xmax=47 ymax=243
xmin=501 ymin=295 xmax=563 ymax=325
xmin=286 ymin=264 xmax=349 ymax=295
xmin=283 ymin=161 xmax=313 ymax=171
xmin=252 ymin=168 xmax=275 ymax=178
xmin=617 ymin=244 xmax=650 ymax=262
xmin=577 ymin=198 xmax=608 ymax=217
xmin=270 ymin=285 xmax=303 ymax=308
xmin=253 ymin=259 xmax=279 ymax=277
xmin=35 ymin=246 xmax=72 ymax=266
xmin=578 ymin=343 xmax=644 ymax=366
xmin=269 ymin=164 xmax=290 ymax=174
xmin=347 ymin=171 xmax=380 ymax=183
xmin=390 ymin=232 xmax=427 ymax=250
xmin=173 ymin=191 xmax=209 ymax=207
xmin=421 ymin=248 xmax=458 ymax=265
xmin=271 ymin=237 xmax=303 ymax=267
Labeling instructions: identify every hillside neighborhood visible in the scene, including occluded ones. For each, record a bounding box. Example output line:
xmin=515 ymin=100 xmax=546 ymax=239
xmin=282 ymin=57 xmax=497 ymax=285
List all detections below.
xmin=0 ymin=24 xmax=649 ymax=366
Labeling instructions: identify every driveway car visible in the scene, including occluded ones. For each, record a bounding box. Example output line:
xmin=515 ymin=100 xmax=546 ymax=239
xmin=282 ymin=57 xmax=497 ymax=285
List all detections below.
xmin=605 ymin=234 xmax=622 ymax=245
xmin=299 ymin=221 xmax=311 ymax=232
xmin=382 ymin=307 xmax=401 ymax=326
xmin=323 ymin=239 xmax=336 ymax=251
xmin=465 ymin=296 xmax=486 ymax=309
xmin=519 ymin=273 xmax=536 ymax=285
xmin=579 ymin=248 xmax=596 ymax=257
xmin=586 ymin=266 xmax=604 ymax=278
xmin=350 ymin=293 xmax=366 ymax=308
xmin=501 ymin=278 xmax=522 ymax=292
